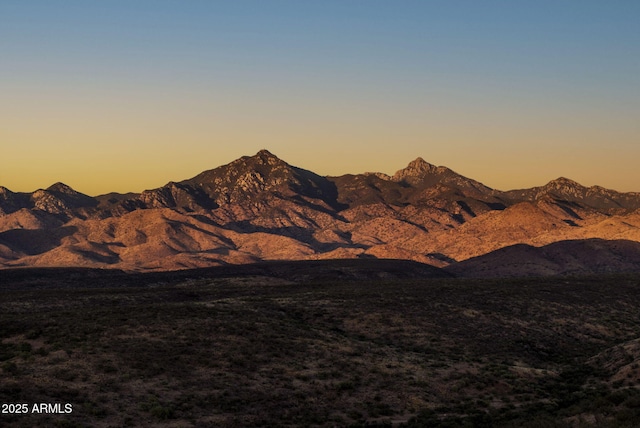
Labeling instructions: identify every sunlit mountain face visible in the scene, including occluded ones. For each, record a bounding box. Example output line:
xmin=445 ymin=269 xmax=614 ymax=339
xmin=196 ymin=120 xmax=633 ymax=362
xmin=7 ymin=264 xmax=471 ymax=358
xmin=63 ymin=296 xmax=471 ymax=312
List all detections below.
xmin=2 ymin=150 xmax=640 ymax=274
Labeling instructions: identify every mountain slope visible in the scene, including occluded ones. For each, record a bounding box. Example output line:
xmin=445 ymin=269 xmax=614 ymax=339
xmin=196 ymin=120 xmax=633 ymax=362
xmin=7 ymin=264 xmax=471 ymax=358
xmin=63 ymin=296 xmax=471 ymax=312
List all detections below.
xmin=0 ymin=183 xmax=96 ymax=216
xmin=447 ymin=239 xmax=640 ymax=277
xmin=2 ymin=149 xmax=640 ymax=273
xmin=502 ymin=177 xmax=640 ymax=213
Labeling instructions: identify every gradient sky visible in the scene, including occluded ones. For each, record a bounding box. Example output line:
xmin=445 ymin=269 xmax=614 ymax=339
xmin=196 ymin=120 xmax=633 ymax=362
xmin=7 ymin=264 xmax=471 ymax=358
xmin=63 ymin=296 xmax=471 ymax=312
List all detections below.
xmin=2 ymin=0 xmax=639 ymax=195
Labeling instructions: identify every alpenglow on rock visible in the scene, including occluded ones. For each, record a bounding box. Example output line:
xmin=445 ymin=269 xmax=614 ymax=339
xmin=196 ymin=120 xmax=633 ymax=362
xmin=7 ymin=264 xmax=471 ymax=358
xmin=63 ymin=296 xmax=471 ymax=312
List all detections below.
xmin=2 ymin=149 xmax=640 ymax=272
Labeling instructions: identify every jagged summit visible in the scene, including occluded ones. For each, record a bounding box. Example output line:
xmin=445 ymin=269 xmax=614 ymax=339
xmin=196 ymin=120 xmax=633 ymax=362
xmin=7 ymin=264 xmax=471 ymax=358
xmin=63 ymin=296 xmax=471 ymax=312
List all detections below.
xmin=544 ymin=177 xmax=583 ymax=189
xmin=535 ymin=177 xmax=586 ymax=199
xmin=255 ymin=148 xmax=279 ymax=160
xmin=387 ymin=157 xmax=493 ymax=197
xmin=3 ymin=148 xmax=640 ymax=272
xmin=407 ymin=157 xmax=434 ymax=169
xmin=180 ymin=149 xmax=336 ymax=206
xmin=47 ymin=182 xmax=80 ymax=194
xmin=235 ymin=149 xmax=286 ymax=167
xmin=392 ymin=157 xmax=442 ymax=182
xmin=243 ymin=149 xmax=288 ymax=168
xmin=186 ymin=149 xmax=294 ymax=189
xmin=502 ymin=176 xmax=640 ymax=212
xmin=28 ymin=182 xmax=98 ymax=214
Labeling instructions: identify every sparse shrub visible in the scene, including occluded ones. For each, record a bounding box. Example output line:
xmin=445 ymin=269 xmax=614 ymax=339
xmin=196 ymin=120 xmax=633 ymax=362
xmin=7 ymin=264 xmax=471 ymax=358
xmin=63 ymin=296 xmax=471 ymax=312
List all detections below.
xmin=2 ymin=360 xmax=18 ymax=375
xmin=35 ymin=347 xmax=49 ymax=356
xmin=0 ymin=343 xmax=16 ymax=361
xmin=18 ymin=342 xmax=32 ymax=353
xmin=52 ymin=367 xmax=77 ymax=381
xmin=150 ymin=404 xmax=175 ymax=420
xmin=25 ymin=328 xmax=43 ymax=340
xmin=54 ymin=420 xmax=84 ymax=428
xmin=337 ymin=380 xmax=356 ymax=391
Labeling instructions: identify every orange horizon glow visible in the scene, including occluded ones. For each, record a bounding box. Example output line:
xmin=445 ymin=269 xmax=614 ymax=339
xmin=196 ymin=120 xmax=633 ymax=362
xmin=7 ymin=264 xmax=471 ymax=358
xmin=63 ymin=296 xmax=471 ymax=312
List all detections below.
xmin=2 ymin=2 xmax=639 ymax=196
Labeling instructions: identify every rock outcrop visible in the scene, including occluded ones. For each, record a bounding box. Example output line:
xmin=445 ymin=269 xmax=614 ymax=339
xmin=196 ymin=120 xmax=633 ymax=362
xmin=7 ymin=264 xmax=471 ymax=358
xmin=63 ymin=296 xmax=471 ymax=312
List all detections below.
xmin=2 ymin=149 xmax=640 ymax=273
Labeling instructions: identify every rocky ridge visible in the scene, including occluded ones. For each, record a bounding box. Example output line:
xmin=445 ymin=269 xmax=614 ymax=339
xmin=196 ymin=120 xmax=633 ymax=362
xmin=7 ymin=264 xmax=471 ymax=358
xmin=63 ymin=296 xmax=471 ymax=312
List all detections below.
xmin=2 ymin=150 xmax=640 ymax=273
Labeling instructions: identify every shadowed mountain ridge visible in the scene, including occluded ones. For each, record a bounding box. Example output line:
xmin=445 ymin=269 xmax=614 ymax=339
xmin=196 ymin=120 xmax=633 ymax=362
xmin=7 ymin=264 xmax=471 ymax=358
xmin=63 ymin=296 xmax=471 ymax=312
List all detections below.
xmin=2 ymin=150 xmax=640 ymax=273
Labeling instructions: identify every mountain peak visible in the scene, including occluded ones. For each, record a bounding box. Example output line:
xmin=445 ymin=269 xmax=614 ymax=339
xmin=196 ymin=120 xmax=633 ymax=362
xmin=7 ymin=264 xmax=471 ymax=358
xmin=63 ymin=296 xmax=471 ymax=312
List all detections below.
xmin=411 ymin=156 xmax=426 ymax=164
xmin=181 ymin=148 xmax=335 ymax=206
xmin=407 ymin=157 xmax=435 ymax=170
xmin=46 ymin=182 xmax=77 ymax=194
xmin=251 ymin=149 xmax=283 ymax=165
xmin=256 ymin=149 xmax=276 ymax=157
xmin=392 ymin=157 xmax=441 ymax=182
xmin=544 ymin=177 xmax=583 ymax=190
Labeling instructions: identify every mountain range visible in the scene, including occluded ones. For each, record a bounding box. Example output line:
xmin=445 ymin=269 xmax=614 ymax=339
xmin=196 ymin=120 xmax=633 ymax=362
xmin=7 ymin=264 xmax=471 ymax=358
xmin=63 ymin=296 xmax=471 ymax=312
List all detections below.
xmin=2 ymin=149 xmax=640 ymax=276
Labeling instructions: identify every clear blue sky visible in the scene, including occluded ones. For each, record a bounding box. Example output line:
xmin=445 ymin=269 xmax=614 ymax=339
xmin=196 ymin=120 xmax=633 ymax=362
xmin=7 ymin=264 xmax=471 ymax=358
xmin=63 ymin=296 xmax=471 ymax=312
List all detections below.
xmin=1 ymin=1 xmax=639 ymax=194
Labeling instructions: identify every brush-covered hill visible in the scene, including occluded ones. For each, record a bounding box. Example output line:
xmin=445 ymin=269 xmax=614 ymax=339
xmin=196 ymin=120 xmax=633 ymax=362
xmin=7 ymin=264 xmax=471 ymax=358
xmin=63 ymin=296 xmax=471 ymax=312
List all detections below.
xmin=447 ymin=239 xmax=640 ymax=278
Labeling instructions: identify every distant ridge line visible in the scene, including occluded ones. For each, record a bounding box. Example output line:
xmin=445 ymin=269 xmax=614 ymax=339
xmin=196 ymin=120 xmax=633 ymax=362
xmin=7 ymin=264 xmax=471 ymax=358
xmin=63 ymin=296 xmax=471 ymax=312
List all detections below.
xmin=2 ymin=150 xmax=640 ymax=273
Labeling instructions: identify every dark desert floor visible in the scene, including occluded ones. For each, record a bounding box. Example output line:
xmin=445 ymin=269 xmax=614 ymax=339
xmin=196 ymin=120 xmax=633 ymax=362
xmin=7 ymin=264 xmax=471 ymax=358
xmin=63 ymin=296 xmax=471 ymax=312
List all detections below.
xmin=2 ymin=262 xmax=640 ymax=427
